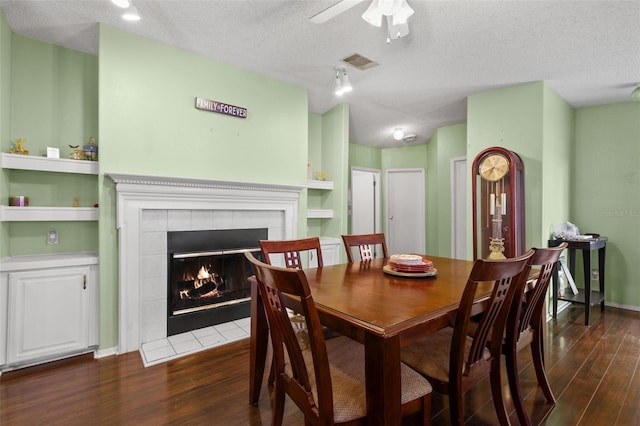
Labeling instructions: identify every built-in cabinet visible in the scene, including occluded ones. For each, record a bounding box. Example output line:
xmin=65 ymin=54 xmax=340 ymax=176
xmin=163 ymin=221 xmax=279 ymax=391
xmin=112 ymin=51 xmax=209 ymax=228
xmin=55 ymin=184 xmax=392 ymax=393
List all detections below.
xmin=308 ymin=236 xmax=341 ymax=267
xmin=0 ymin=253 xmax=99 ymax=370
xmin=0 ymin=154 xmax=99 ymax=371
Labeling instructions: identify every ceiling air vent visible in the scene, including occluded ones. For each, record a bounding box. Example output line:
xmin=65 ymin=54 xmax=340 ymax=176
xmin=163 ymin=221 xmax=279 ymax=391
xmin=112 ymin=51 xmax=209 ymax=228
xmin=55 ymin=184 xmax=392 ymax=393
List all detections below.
xmin=341 ymin=53 xmax=379 ymax=71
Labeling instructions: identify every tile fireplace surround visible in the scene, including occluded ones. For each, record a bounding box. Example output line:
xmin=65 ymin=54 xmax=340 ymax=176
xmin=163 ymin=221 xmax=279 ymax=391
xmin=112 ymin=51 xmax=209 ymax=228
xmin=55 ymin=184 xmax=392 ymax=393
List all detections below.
xmin=107 ymin=174 xmax=303 ymax=354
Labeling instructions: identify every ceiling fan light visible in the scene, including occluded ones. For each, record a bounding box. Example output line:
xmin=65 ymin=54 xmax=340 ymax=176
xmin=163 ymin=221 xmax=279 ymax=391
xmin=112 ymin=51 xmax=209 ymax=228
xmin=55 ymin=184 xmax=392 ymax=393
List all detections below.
xmin=362 ymin=0 xmax=383 ymax=27
xmin=379 ymin=0 xmax=402 ymax=16
xmin=631 ymin=86 xmax=640 ymax=102
xmin=392 ymin=0 xmax=414 ymax=24
xmin=387 ymin=16 xmax=409 ymax=39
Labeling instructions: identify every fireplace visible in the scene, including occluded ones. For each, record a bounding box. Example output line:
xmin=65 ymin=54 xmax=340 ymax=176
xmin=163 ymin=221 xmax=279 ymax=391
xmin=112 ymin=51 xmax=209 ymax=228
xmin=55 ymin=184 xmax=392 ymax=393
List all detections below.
xmin=167 ymin=228 xmax=267 ymax=336
xmin=107 ymin=173 xmax=302 ymax=353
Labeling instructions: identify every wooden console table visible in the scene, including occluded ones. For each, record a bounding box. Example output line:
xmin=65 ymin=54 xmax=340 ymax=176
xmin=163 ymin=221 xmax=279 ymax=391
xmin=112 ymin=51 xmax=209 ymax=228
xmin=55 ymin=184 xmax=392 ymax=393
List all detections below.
xmin=549 ymin=236 xmax=607 ymax=325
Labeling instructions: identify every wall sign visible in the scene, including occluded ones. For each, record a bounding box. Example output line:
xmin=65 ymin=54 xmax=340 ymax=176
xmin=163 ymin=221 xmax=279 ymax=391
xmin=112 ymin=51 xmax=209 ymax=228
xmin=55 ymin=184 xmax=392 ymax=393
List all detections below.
xmin=195 ymin=97 xmax=247 ymax=119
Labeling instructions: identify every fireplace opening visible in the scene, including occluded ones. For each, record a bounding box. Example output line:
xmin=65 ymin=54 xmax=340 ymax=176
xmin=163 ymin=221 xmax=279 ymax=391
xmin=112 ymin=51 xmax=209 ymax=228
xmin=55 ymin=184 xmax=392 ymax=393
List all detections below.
xmin=167 ymin=228 xmax=267 ymax=336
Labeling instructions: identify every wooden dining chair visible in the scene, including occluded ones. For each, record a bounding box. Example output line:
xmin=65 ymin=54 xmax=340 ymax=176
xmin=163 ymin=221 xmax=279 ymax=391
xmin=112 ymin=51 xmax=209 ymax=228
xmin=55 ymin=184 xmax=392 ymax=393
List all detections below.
xmin=260 ymin=236 xmax=323 ymax=269
xmin=400 ymin=250 xmax=534 ymax=426
xmin=259 ymin=237 xmax=327 ymax=387
xmin=341 ymin=233 xmax=389 ymax=262
xmin=498 ymin=243 xmax=567 ymax=425
xmin=245 ymin=252 xmax=433 ymax=425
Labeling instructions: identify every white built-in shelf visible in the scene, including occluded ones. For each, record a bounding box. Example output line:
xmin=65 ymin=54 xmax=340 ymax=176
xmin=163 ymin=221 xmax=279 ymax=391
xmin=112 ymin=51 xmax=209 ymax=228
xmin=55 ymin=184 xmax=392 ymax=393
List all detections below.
xmin=1 ymin=153 xmax=98 ymax=175
xmin=307 ymin=209 xmax=333 ymax=219
xmin=0 ymin=252 xmax=99 ymax=272
xmin=0 ymin=206 xmax=99 ymax=222
xmin=307 ymin=180 xmax=334 ymax=190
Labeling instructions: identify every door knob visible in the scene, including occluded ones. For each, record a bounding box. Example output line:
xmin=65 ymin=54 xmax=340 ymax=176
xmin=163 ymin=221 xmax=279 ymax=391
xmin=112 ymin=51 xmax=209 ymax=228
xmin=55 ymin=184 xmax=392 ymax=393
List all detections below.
xmin=389 ymin=216 xmax=394 ymax=220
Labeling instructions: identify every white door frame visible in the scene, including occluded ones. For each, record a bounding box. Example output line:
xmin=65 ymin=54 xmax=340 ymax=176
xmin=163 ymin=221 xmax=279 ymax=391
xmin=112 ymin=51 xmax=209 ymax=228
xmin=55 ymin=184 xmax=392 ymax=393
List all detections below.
xmin=450 ymin=156 xmax=467 ymax=259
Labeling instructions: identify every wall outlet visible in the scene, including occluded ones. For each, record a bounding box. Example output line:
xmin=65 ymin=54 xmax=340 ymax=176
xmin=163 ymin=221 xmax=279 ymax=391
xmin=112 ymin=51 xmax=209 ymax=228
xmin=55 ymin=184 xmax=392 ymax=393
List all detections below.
xmin=591 ymin=269 xmax=599 ymax=281
xmin=47 ymin=230 xmax=59 ymax=245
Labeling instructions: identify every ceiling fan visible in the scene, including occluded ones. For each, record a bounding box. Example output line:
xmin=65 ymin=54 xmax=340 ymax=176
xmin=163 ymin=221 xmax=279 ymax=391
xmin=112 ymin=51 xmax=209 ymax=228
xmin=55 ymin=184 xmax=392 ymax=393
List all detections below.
xmin=310 ymin=0 xmax=415 ymax=41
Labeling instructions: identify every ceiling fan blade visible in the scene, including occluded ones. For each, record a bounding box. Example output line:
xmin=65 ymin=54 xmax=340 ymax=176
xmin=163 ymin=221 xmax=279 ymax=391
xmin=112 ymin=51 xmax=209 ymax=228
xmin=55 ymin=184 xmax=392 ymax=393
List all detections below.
xmin=310 ymin=0 xmax=367 ymax=24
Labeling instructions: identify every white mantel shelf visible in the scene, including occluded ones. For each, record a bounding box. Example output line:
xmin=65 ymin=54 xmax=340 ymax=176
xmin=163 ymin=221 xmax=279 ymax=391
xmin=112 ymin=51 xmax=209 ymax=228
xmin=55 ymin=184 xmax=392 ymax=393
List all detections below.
xmin=1 ymin=153 xmax=98 ymax=175
xmin=107 ymin=173 xmax=304 ymax=193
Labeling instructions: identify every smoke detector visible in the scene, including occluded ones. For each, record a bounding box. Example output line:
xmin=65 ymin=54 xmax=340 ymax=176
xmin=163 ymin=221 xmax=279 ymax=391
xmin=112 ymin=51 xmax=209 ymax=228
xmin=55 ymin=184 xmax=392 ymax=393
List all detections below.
xmin=402 ymin=134 xmax=417 ymax=143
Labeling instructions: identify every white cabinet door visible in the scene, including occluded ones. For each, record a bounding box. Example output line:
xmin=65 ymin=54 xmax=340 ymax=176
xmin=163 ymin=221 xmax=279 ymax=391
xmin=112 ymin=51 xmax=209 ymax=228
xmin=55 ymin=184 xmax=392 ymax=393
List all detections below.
xmin=7 ymin=267 xmax=91 ymax=364
xmin=309 ymin=237 xmax=341 ymax=267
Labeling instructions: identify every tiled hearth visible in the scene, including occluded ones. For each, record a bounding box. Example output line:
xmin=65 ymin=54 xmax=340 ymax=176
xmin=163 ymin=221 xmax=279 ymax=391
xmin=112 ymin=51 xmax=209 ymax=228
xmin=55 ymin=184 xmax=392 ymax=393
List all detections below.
xmin=108 ymin=174 xmax=303 ymax=355
xmin=140 ymin=317 xmax=250 ymax=367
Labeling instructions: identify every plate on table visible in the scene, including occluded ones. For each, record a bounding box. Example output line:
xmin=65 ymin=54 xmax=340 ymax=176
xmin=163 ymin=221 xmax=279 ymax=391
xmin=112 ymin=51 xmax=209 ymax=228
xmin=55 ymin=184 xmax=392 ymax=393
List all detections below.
xmin=383 ymin=264 xmax=437 ymax=278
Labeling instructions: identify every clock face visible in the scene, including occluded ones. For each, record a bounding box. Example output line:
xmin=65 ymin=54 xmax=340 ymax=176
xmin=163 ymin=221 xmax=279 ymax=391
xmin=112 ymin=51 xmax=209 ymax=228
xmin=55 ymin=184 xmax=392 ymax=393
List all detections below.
xmin=479 ymin=153 xmax=509 ymax=182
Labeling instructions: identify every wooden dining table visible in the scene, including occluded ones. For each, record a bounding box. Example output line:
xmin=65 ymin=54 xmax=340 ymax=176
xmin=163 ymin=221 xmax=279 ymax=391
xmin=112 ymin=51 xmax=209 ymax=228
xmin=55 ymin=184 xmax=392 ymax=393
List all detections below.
xmin=249 ymin=256 xmax=495 ymax=426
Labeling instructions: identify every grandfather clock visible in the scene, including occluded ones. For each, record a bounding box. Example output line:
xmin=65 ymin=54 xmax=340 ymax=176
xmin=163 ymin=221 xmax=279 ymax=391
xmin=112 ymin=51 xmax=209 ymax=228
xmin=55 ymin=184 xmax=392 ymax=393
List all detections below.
xmin=472 ymin=147 xmax=525 ymax=260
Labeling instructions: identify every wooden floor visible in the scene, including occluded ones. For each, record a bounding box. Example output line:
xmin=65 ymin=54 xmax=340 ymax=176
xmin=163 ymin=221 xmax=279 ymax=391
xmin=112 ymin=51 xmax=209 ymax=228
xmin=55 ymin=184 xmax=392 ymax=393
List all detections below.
xmin=2 ymin=305 xmax=640 ymax=425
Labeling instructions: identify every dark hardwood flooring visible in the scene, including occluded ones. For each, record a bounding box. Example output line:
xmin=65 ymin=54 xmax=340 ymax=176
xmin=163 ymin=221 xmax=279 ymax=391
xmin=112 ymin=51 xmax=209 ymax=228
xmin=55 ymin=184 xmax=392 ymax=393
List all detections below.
xmin=2 ymin=305 xmax=639 ymax=425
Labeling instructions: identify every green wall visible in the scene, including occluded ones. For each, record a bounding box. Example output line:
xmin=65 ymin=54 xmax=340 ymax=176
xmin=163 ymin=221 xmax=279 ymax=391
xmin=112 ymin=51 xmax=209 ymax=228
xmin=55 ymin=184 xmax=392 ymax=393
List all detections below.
xmin=467 ymin=81 xmax=571 ymax=253
xmin=317 ymin=103 xmax=349 ymax=240
xmin=0 ymin=10 xmax=11 ymax=258
xmin=2 ymin=35 xmax=98 ymax=257
xmin=98 ymin=25 xmax=310 ymax=349
xmin=425 ymin=124 xmax=467 ymax=257
xmin=574 ymin=102 xmax=640 ymax=307
xmin=349 ymin=142 xmax=382 ymax=170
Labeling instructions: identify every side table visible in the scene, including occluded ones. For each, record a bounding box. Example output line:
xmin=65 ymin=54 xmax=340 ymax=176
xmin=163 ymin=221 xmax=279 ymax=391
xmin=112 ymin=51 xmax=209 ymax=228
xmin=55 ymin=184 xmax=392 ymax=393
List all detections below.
xmin=549 ymin=237 xmax=607 ymax=325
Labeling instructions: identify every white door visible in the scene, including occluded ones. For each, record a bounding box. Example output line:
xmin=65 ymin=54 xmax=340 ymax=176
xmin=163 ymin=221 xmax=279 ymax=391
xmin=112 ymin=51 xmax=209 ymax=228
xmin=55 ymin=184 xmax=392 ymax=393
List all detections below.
xmin=451 ymin=157 xmax=468 ymax=259
xmin=350 ymin=168 xmax=382 ymax=235
xmin=386 ymin=168 xmax=425 ymax=255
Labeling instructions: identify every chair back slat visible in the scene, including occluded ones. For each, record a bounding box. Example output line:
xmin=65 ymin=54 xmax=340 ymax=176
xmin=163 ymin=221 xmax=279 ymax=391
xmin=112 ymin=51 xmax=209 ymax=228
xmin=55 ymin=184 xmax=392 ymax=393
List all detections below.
xmin=245 ymin=252 xmax=334 ymax=419
xmin=260 ymin=237 xmax=323 ymax=269
xmin=341 ymin=233 xmax=389 ymax=262
xmin=452 ymin=250 xmax=534 ymax=376
xmin=509 ymin=243 xmax=567 ymax=347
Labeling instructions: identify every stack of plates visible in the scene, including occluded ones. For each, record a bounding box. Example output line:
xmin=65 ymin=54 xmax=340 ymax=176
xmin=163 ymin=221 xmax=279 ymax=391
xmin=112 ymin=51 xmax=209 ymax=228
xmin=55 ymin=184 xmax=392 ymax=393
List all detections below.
xmin=384 ymin=254 xmax=437 ymax=277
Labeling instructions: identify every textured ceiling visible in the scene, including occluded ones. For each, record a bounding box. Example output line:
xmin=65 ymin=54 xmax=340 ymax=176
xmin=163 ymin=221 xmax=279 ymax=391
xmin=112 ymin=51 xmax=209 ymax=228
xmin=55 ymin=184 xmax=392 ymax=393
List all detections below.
xmin=1 ymin=0 xmax=639 ymax=147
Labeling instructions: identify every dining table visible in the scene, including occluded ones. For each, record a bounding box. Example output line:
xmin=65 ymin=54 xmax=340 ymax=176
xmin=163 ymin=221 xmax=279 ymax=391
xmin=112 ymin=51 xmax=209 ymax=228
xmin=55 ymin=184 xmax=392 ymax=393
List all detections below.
xmin=249 ymin=255 xmax=496 ymax=426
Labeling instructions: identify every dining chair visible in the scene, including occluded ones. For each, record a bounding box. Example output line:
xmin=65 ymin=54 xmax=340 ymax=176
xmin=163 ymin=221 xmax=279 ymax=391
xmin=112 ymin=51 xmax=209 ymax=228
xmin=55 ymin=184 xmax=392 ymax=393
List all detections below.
xmin=400 ymin=250 xmax=534 ymax=426
xmin=341 ymin=233 xmax=389 ymax=262
xmin=259 ymin=237 xmax=328 ymax=387
xmin=260 ymin=236 xmax=323 ymax=269
xmin=499 ymin=243 xmax=567 ymax=425
xmin=245 ymin=252 xmax=433 ymax=425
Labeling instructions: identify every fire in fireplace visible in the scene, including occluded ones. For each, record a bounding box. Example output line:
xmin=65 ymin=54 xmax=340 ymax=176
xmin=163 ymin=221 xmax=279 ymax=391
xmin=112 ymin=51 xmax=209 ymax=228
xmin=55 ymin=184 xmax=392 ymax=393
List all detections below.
xmin=167 ymin=228 xmax=267 ymax=336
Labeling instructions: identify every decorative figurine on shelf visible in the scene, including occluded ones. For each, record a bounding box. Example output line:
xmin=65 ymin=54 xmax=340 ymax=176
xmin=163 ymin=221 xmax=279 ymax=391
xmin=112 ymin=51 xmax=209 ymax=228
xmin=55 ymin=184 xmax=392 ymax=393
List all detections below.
xmin=10 ymin=138 xmax=29 ymax=155
xmin=69 ymin=145 xmax=85 ymax=160
xmin=83 ymin=137 xmax=98 ymax=161
xmin=72 ymin=197 xmax=79 ymax=208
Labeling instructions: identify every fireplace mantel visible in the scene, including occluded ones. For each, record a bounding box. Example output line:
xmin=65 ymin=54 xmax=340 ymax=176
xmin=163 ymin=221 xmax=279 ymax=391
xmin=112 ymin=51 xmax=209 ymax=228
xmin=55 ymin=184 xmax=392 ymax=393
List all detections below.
xmin=107 ymin=173 xmax=302 ymax=354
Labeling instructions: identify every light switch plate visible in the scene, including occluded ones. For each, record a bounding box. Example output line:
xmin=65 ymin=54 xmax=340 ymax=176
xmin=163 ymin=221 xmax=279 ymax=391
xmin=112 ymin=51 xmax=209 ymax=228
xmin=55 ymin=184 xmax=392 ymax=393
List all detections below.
xmin=47 ymin=230 xmax=59 ymax=245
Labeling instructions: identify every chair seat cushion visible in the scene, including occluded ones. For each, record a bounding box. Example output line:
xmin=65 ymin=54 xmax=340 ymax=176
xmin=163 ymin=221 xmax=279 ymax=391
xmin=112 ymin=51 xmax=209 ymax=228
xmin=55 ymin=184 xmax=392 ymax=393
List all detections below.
xmin=294 ymin=335 xmax=432 ymax=423
xmin=400 ymin=327 xmax=491 ymax=384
